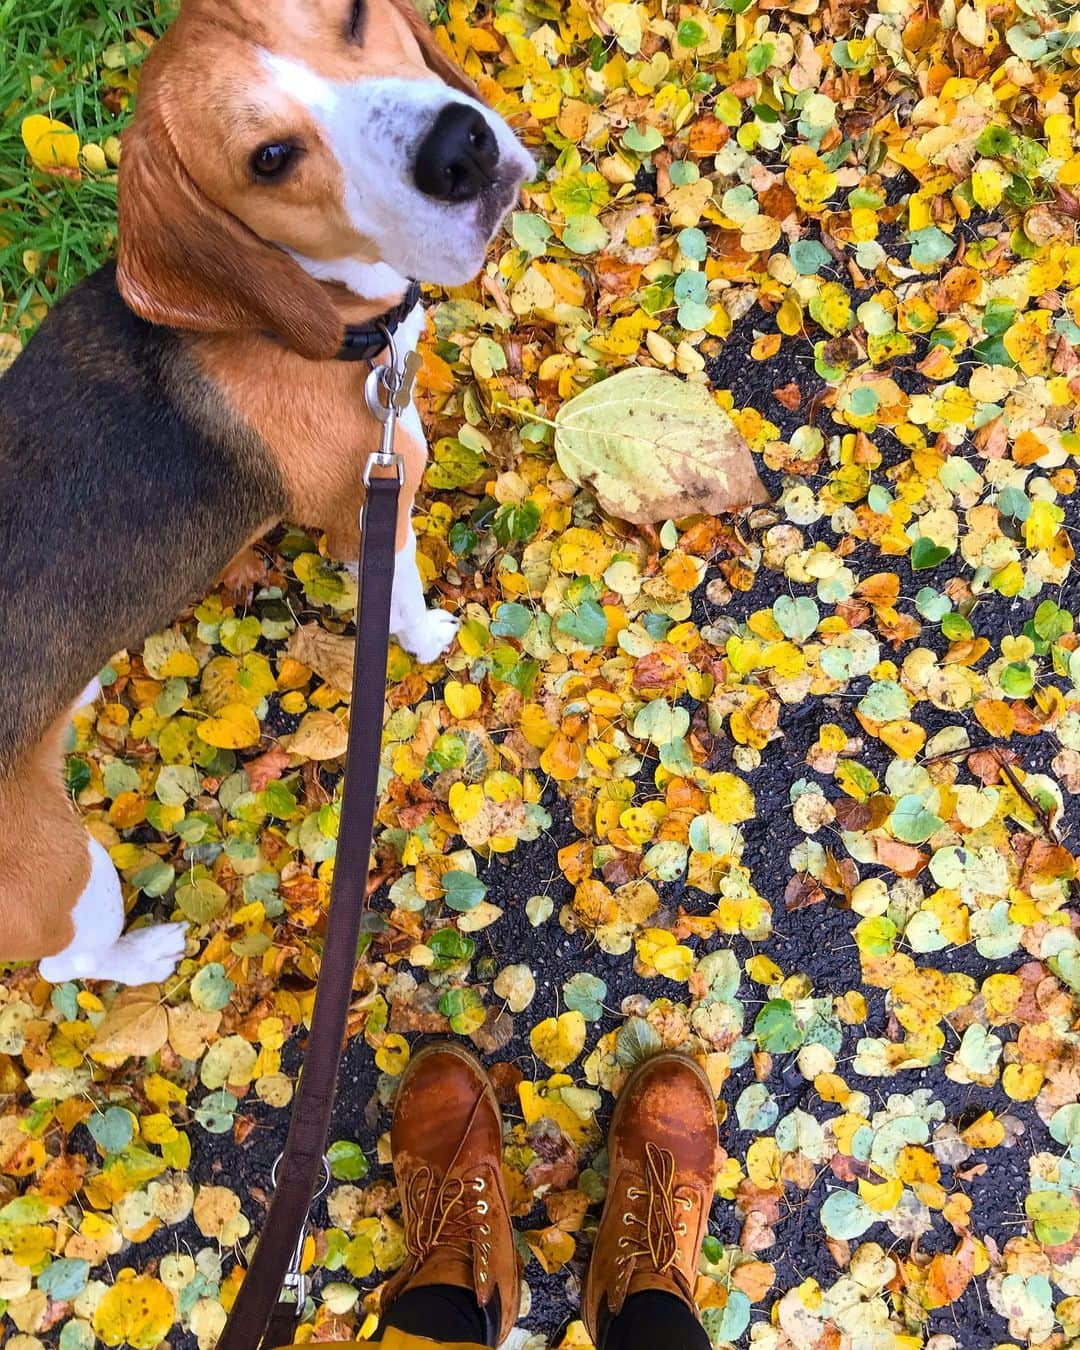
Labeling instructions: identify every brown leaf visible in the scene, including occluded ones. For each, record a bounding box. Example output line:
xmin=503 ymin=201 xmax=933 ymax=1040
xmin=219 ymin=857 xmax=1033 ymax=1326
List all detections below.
xmin=245 ymin=745 xmax=292 ymax=793
xmin=785 ymin=873 xmax=826 ymax=911
xmin=287 ymin=622 xmax=355 ymax=693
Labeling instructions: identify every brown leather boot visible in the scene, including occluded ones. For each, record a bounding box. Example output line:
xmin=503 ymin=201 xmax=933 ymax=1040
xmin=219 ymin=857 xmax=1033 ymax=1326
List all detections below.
xmin=582 ymin=1053 xmax=719 ymax=1345
xmin=380 ymin=1042 xmax=519 ymax=1346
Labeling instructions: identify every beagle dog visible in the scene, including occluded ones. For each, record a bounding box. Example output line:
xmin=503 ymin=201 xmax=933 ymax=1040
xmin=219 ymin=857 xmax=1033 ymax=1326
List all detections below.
xmin=0 ymin=0 xmax=532 ymax=984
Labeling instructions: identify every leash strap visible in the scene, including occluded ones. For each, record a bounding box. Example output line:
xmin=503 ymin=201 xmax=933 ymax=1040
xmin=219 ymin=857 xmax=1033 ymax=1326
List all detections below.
xmin=216 ymin=350 xmax=410 ymax=1350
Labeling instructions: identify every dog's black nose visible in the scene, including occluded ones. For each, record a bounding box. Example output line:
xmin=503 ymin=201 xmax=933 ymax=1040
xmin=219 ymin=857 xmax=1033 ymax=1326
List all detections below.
xmin=413 ymin=104 xmax=499 ymax=203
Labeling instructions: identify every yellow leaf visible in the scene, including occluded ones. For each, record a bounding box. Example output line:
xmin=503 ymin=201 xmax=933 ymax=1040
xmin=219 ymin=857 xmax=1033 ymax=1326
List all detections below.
xmin=375 ymin=1034 xmax=411 ymax=1076
xmin=530 ymin=1012 xmax=587 ymax=1072
xmin=197 ymin=703 xmax=261 ymax=749
xmin=93 ymin=1273 xmax=176 ymax=1350
xmin=746 ymin=955 xmax=784 ymax=985
xmin=959 ymin=1112 xmax=1005 ymax=1150
xmin=707 ymin=773 xmax=755 ymax=824
xmin=858 ymin=1176 xmax=903 ymax=1212
xmin=877 ymin=719 xmax=926 ymax=759
xmin=445 ymin=680 xmax=482 ymax=719
xmin=747 ymin=1137 xmax=781 ymax=1188
xmin=1002 ymin=1063 xmax=1043 ymax=1100
xmin=523 ymin=1224 xmax=576 ymax=1274
xmin=22 ymin=115 xmax=80 ymax=169
xmin=193 ymin=1185 xmax=251 ymax=1245
xmin=89 ymin=987 xmax=169 ymax=1062
xmin=283 ymin=709 xmax=349 ymax=759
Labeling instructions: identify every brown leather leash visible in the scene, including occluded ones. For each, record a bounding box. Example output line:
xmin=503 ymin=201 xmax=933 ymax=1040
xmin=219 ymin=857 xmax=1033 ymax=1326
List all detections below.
xmin=216 ymin=332 xmax=418 ymax=1350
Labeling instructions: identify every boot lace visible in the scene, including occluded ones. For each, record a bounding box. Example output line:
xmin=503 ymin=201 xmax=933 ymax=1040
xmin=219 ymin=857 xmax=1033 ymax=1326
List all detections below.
xmin=400 ymin=1094 xmax=494 ymax=1284
xmin=616 ymin=1141 xmax=695 ymax=1274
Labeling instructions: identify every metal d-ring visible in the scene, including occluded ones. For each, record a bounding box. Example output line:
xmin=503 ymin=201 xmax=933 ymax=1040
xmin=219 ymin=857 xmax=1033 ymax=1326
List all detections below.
xmin=269 ymin=1151 xmax=332 ymax=1196
xmin=270 ymin=1153 xmax=332 ymax=1314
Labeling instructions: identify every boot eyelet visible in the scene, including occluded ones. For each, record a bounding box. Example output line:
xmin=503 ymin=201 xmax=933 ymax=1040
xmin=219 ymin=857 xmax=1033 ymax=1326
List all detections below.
xmin=472 ymin=1178 xmax=486 ymax=1192
xmin=476 ymin=1200 xmax=488 ymax=1214
xmin=480 ymin=1225 xmax=490 ymax=1236
xmin=676 ymin=1223 xmax=687 ymax=1236
xmin=618 ymin=1237 xmax=631 ymax=1249
xmin=479 ymin=1271 xmax=488 ymax=1283
xmin=621 ymin=1213 xmax=633 ymax=1225
xmin=627 ymin=1187 xmax=644 ymax=1200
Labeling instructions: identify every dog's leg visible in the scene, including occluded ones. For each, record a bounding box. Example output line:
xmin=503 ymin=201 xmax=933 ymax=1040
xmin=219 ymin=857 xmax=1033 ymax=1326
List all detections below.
xmin=390 ymin=524 xmax=459 ymax=662
xmin=0 ymin=709 xmax=187 ymax=985
xmin=39 ymin=838 xmax=187 ymax=985
xmin=387 ymin=389 xmax=459 ymax=661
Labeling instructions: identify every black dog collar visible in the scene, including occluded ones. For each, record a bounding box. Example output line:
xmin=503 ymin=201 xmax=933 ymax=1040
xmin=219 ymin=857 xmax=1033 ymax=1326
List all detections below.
xmin=335 ymin=279 xmax=422 ymax=362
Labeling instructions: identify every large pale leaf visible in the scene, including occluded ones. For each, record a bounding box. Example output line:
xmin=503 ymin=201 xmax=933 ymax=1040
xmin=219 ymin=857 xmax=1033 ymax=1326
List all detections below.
xmin=554 ymin=367 xmax=767 ymax=524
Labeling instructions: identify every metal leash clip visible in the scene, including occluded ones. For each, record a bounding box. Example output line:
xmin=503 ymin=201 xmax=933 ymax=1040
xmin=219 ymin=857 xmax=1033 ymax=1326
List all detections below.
xmin=363 ymin=323 xmax=420 ymax=485
xmin=270 ymin=1151 xmax=332 ymax=1315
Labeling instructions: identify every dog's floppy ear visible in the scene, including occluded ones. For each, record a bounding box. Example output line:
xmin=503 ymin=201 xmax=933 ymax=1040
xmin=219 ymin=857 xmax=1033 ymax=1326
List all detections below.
xmin=389 ymin=0 xmax=481 ymax=100
xmin=116 ymin=101 xmax=343 ymax=360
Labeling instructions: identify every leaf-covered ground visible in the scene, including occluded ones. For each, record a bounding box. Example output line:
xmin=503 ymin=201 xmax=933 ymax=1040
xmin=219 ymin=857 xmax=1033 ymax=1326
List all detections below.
xmin=3 ymin=1 xmax=1080 ymax=1348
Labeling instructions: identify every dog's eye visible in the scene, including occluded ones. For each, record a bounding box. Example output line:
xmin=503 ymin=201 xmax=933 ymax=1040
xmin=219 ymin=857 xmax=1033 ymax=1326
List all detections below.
xmin=348 ymin=0 xmax=366 ymax=42
xmin=252 ymin=143 xmax=293 ymax=178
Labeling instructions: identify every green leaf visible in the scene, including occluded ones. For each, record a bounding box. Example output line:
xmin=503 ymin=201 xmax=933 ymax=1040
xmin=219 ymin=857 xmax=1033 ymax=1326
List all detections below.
xmin=911 ymin=537 xmax=952 ymax=570
xmin=1000 ymin=662 xmax=1034 ymax=698
xmin=941 ymin=612 xmax=973 ymax=641
xmin=632 ymin=698 xmax=690 ymax=745
xmin=908 ymin=225 xmax=955 ymax=267
xmin=820 ymin=1189 xmax=877 ymax=1239
xmin=103 ymin=761 xmax=140 ymax=798
xmin=623 ymin=123 xmax=663 ymax=153
xmin=790 ymin=239 xmax=833 ymax=275
xmin=677 ymin=227 xmax=707 ymax=261
xmin=130 ymin=860 xmax=176 ymax=898
xmin=190 ymin=963 xmax=235 ymax=1012
xmin=194 ymin=1089 xmax=236 ymax=1134
xmin=327 ymin=1140 xmax=370 ymax=1181
xmin=443 ymin=871 xmax=487 ymax=912
xmin=1026 ymin=1190 xmax=1078 ymax=1246
xmin=562 ymin=215 xmax=609 ymax=255
xmin=511 ymin=212 xmax=553 ymax=257
xmin=890 ymin=794 xmax=944 ymax=844
xmin=38 ymin=1257 xmax=90 ymax=1302
xmin=428 ymin=929 xmax=476 ymax=965
xmin=735 ymin=1083 xmax=778 ymax=1131
xmin=616 ymin=1016 xmax=662 ymax=1068
xmin=175 ymin=874 xmax=228 ymax=925
xmin=773 ymin=595 xmax=819 ymax=642
xmin=491 ymin=602 xmax=531 ymax=638
xmin=857 ymin=681 xmax=910 ymax=722
xmin=493 ymin=501 xmax=541 ymax=545
xmin=87 ymin=1107 xmax=135 ymax=1156
xmin=754 ymin=1000 xmax=804 ymax=1053
xmin=557 ymin=599 xmax=608 ymax=648
xmin=563 ymin=972 xmax=607 ymax=1021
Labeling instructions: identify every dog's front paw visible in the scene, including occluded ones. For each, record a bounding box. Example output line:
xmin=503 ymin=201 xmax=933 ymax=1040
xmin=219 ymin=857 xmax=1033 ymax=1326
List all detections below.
xmin=114 ymin=922 xmax=189 ymax=983
xmin=395 ymin=608 xmax=460 ymax=664
xmin=42 ymin=921 xmax=190 ymax=986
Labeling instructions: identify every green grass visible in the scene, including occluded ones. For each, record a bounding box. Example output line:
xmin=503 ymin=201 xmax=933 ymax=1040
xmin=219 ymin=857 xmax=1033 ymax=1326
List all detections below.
xmin=0 ymin=0 xmax=174 ymax=333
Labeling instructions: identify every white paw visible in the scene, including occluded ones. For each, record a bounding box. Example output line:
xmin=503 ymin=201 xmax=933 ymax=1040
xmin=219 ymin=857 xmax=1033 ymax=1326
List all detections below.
xmin=395 ymin=609 xmax=460 ymax=664
xmin=109 ymin=922 xmax=189 ymax=983
xmin=41 ymin=922 xmax=188 ymax=985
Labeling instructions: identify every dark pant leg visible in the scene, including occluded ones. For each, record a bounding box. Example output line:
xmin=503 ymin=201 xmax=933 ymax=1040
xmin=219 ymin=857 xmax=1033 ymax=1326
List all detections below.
xmin=374 ymin=1283 xmax=489 ymax=1345
xmin=600 ymin=1290 xmax=712 ymax=1350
